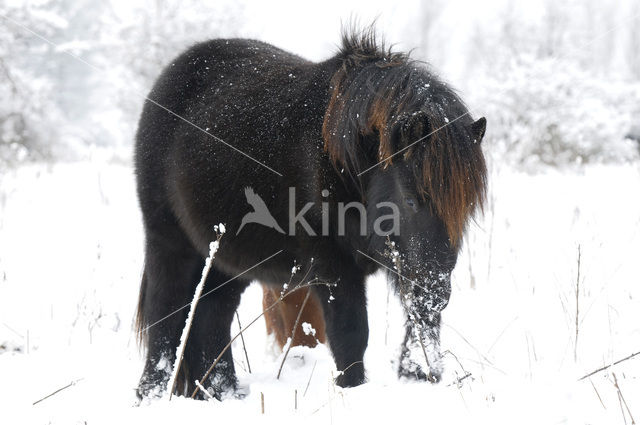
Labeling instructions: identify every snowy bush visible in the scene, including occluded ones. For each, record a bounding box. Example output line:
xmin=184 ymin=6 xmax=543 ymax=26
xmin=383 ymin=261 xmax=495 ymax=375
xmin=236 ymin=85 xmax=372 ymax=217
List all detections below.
xmin=0 ymin=66 xmax=50 ymax=165
xmin=449 ymin=0 xmax=640 ymax=170
xmin=476 ymin=55 xmax=640 ymax=169
xmin=0 ymin=2 xmax=65 ymax=167
xmin=1 ymin=0 xmax=246 ymax=166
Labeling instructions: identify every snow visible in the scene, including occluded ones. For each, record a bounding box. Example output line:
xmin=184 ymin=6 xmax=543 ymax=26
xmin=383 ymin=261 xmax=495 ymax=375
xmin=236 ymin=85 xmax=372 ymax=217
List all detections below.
xmin=302 ymin=322 xmax=316 ymax=337
xmin=1 ymin=161 xmax=638 ymax=424
xmin=2 ymin=1 xmax=640 ymax=422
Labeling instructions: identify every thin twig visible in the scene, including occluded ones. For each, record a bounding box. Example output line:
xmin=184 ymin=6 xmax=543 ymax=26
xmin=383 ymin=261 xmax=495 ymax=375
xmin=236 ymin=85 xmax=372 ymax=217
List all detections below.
xmin=574 ymin=245 xmax=581 ymax=362
xmin=194 ymin=380 xmax=213 ymax=400
xmin=466 ymin=241 xmax=475 ymax=290
xmin=447 ymin=372 xmax=472 ymax=387
xmin=486 ymin=189 xmax=496 ymax=284
xmin=384 ymin=282 xmax=391 ymax=346
xmin=309 ymin=361 xmax=364 ymax=416
xmin=235 ymin=311 xmax=252 ymax=374
xmin=414 ymin=322 xmax=434 ymax=378
xmin=32 ymin=378 xmax=84 ymax=405
xmin=303 ymin=360 xmax=317 ymax=397
xmin=443 ymin=349 xmax=472 ymax=386
xmin=613 ymin=372 xmax=636 ymax=424
xmin=618 ymin=389 xmax=628 ymax=425
xmin=525 ymin=333 xmax=533 ymax=381
xmin=168 ymin=230 xmax=223 ymax=400
xmin=310 ymin=364 xmax=360 ymax=417
xmin=578 ymin=351 xmax=640 ymax=381
xmin=444 ymin=323 xmax=496 ymax=367
xmin=277 ymin=289 xmax=312 ymax=379
xmin=260 ymin=392 xmax=265 ymax=414
xmin=487 ymin=316 xmax=518 ymax=354
xmin=338 ymin=360 xmax=364 ymax=377
xmin=589 ymin=378 xmax=606 ymax=410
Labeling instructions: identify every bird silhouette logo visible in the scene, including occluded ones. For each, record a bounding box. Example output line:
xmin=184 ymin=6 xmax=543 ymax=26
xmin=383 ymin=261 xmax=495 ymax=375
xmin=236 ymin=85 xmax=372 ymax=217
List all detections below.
xmin=236 ymin=187 xmax=285 ymax=235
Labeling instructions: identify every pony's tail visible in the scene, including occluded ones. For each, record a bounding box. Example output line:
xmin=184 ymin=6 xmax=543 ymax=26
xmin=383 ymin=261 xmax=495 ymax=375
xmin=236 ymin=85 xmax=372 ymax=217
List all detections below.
xmin=134 ymin=272 xmax=148 ymax=348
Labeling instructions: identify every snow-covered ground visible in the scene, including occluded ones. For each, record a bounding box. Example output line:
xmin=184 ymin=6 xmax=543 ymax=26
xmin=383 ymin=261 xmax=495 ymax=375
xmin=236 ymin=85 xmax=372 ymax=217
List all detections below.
xmin=1 ymin=160 xmax=639 ymax=424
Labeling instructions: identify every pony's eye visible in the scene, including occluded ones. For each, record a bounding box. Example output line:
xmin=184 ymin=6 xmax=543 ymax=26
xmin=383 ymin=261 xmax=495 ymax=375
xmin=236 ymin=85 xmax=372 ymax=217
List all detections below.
xmin=405 ymin=197 xmax=417 ymax=209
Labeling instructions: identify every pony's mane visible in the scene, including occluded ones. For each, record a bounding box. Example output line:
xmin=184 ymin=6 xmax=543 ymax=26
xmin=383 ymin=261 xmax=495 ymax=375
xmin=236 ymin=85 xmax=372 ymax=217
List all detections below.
xmin=323 ymin=27 xmax=487 ymax=246
xmin=338 ymin=24 xmax=407 ymax=67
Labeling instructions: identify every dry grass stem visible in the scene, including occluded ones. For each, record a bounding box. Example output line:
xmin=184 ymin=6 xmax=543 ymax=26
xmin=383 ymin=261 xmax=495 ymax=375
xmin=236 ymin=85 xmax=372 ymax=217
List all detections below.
xmin=277 ymin=289 xmax=312 ymax=379
xmin=235 ymin=311 xmax=252 ymax=374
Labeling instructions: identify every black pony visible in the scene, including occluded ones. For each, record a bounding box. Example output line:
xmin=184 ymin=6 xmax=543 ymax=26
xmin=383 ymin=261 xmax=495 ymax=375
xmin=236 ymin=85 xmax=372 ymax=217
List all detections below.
xmin=134 ymin=27 xmax=487 ymax=399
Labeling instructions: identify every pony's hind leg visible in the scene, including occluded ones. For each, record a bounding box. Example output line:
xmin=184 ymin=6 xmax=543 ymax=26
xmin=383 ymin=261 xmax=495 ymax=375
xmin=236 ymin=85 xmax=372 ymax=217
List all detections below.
xmin=136 ymin=228 xmax=204 ymax=399
xmin=263 ymin=286 xmax=288 ymax=348
xmin=182 ymin=268 xmax=250 ymax=400
xmin=262 ymin=285 xmax=327 ymax=349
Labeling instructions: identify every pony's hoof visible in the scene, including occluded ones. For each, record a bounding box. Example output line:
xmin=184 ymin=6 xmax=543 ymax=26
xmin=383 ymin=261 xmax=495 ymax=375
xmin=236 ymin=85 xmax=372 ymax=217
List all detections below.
xmin=398 ymin=362 xmax=442 ymax=383
xmin=335 ymin=362 xmax=366 ymax=388
xmin=135 ymin=382 xmax=165 ymax=402
xmin=231 ymin=384 xmax=249 ymax=400
xmin=193 ymin=374 xmax=242 ymax=401
xmin=427 ymin=369 xmax=442 ymax=383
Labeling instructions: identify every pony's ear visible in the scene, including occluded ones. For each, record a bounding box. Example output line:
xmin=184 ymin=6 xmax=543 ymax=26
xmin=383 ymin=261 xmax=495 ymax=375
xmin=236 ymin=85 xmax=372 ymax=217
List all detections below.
xmin=470 ymin=117 xmax=487 ymax=142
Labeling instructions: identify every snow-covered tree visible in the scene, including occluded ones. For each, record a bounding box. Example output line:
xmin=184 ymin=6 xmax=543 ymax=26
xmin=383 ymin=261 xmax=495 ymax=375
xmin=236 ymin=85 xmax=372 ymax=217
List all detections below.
xmin=0 ymin=1 xmax=66 ymax=166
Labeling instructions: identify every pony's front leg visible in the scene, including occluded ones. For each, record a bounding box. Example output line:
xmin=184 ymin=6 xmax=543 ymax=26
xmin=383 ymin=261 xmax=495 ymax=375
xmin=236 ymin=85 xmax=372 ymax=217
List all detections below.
xmin=315 ymin=271 xmax=368 ymax=387
xmin=399 ymin=310 xmax=443 ymax=382
xmin=397 ymin=277 xmax=451 ymax=383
